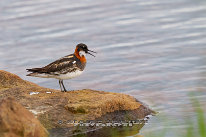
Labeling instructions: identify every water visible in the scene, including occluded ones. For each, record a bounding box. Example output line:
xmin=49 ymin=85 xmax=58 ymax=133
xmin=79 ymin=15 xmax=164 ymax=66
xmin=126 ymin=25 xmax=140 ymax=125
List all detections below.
xmin=0 ymin=0 xmax=206 ymax=136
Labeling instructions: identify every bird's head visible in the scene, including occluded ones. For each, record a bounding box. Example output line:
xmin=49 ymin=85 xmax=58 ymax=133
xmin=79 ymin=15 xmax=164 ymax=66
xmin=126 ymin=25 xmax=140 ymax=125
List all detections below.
xmin=75 ymin=43 xmax=96 ymax=57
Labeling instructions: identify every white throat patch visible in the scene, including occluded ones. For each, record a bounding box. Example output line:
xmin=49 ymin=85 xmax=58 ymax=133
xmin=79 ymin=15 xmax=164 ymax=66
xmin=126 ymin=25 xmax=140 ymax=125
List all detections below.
xmin=79 ymin=51 xmax=86 ymax=57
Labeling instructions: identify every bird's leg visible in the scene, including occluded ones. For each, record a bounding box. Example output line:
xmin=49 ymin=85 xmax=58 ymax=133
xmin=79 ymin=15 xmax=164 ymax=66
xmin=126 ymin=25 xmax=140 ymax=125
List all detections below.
xmin=61 ymin=80 xmax=67 ymax=92
xmin=59 ymin=80 xmax=63 ymax=92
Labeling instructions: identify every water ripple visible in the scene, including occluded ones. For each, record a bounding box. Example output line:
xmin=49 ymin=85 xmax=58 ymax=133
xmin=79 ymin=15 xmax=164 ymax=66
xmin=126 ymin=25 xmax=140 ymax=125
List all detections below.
xmin=1 ymin=0 xmax=206 ymax=136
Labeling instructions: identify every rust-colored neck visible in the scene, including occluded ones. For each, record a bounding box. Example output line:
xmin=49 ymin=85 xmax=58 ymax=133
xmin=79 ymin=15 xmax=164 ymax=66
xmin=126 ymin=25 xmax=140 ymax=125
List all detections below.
xmin=74 ymin=48 xmax=86 ymax=63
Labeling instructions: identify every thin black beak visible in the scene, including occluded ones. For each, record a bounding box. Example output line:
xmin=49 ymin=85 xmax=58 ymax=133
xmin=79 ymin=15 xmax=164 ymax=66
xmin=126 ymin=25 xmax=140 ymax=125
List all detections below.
xmin=87 ymin=49 xmax=96 ymax=57
xmin=88 ymin=49 xmax=96 ymax=53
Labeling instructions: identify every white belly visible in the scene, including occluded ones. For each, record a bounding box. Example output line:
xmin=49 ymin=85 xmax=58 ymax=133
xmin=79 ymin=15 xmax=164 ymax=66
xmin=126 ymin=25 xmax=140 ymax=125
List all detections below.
xmin=31 ymin=70 xmax=83 ymax=80
xmin=55 ymin=70 xmax=83 ymax=80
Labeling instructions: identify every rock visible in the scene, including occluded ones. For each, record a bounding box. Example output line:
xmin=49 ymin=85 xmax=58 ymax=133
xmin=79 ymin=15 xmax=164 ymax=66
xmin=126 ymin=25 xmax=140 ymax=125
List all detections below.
xmin=0 ymin=70 xmax=36 ymax=89
xmin=0 ymin=70 xmax=155 ymax=136
xmin=0 ymin=97 xmax=48 ymax=137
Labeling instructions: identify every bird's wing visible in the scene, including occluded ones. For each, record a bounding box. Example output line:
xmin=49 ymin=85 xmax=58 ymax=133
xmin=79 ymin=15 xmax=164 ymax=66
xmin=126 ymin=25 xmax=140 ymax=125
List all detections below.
xmin=42 ymin=54 xmax=79 ymax=74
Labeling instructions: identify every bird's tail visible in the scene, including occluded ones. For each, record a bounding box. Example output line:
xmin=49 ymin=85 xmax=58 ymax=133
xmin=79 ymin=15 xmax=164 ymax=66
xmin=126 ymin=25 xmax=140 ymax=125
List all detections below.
xmin=26 ymin=68 xmax=43 ymax=76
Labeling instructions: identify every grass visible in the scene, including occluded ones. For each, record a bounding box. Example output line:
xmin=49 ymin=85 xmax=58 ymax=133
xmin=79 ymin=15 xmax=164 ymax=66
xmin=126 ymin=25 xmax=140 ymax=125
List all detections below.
xmin=189 ymin=95 xmax=206 ymax=137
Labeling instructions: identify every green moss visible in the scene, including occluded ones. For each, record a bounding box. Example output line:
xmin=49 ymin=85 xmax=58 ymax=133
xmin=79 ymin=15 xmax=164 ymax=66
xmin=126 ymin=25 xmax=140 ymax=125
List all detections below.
xmin=76 ymin=106 xmax=87 ymax=114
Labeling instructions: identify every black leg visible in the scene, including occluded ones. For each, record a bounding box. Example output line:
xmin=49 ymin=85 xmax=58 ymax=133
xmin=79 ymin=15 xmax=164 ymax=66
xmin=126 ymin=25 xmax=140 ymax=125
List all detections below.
xmin=61 ymin=80 xmax=67 ymax=92
xmin=59 ymin=80 xmax=63 ymax=92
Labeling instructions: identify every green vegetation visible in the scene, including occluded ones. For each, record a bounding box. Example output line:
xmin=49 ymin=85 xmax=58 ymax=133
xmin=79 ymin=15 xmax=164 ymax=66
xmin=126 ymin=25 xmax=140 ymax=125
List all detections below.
xmin=189 ymin=96 xmax=206 ymax=137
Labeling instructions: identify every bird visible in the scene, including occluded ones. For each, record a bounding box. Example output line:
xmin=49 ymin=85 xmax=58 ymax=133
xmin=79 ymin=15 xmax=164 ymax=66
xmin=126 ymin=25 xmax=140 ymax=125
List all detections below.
xmin=26 ymin=43 xmax=96 ymax=92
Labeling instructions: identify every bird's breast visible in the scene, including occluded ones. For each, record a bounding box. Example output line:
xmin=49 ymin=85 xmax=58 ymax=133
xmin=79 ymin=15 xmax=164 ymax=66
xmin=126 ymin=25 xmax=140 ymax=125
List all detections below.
xmin=75 ymin=58 xmax=86 ymax=71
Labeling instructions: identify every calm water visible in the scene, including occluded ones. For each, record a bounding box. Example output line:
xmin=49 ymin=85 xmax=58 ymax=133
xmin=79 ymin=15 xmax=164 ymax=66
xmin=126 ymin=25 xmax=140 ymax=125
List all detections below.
xmin=0 ymin=0 xmax=206 ymax=136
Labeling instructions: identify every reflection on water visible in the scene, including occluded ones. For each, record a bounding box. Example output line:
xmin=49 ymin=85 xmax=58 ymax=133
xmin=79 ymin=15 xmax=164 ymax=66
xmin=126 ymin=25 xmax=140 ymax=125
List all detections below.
xmin=49 ymin=124 xmax=145 ymax=137
xmin=0 ymin=0 xmax=206 ymax=136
